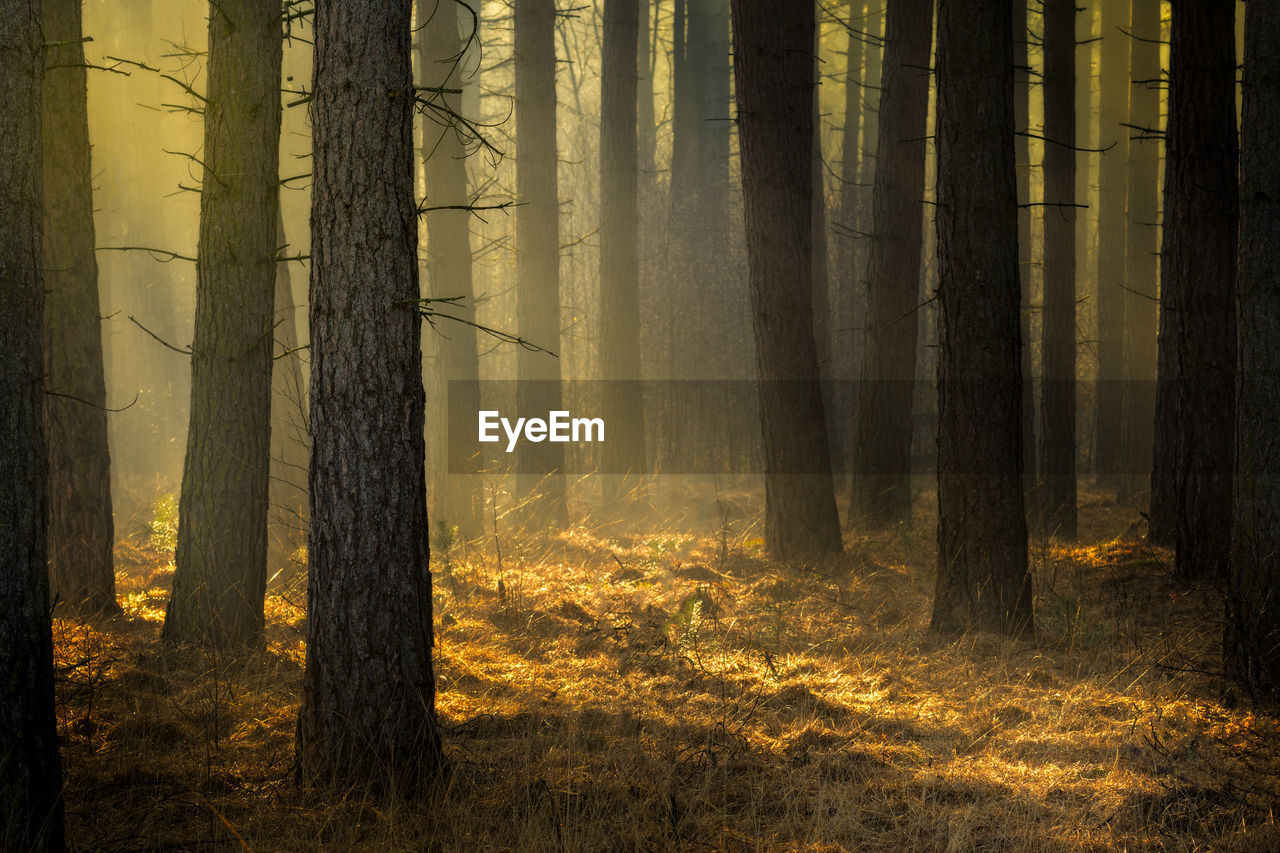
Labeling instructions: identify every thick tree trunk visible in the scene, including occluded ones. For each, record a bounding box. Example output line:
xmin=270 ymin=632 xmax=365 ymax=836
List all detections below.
xmin=165 ymin=0 xmax=282 ymax=648
xmin=42 ymin=0 xmax=119 ymax=616
xmin=600 ymin=0 xmax=647 ymax=493
xmin=297 ymin=0 xmax=442 ymax=790
xmin=851 ymin=0 xmax=934 ymax=526
xmin=1229 ymin=0 xmax=1280 ymax=701
xmin=1150 ymin=0 xmax=1237 ymax=576
xmin=0 ymin=2 xmax=66 ymax=848
xmin=931 ymin=0 xmax=1033 ymax=638
xmin=515 ymin=0 xmax=569 ymax=525
xmin=730 ymin=0 xmax=843 ymax=560
xmin=1014 ymin=0 xmax=1035 ymax=495
xmin=421 ymin=0 xmax=484 ymax=537
xmin=1093 ymin=0 xmax=1130 ymax=490
xmin=1121 ymin=0 xmax=1160 ymax=505
xmin=1037 ymin=0 xmax=1078 ymax=540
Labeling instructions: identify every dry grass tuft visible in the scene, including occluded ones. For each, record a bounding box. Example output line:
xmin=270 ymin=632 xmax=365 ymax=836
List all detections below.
xmin=53 ymin=484 xmax=1280 ymax=850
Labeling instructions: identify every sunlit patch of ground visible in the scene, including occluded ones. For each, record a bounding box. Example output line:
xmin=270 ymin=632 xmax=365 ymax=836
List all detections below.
xmin=53 ymin=485 xmax=1280 ymax=851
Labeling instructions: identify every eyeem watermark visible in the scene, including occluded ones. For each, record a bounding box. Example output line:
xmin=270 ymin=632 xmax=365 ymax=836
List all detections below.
xmin=478 ymin=410 xmax=605 ymax=453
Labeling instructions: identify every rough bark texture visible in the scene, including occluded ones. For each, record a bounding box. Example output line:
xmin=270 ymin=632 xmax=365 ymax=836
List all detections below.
xmin=42 ymin=0 xmax=119 ymax=616
xmin=852 ymin=0 xmax=933 ymax=526
xmin=1121 ymin=0 xmax=1160 ymax=503
xmin=1150 ymin=0 xmax=1236 ymax=576
xmin=298 ymin=0 xmax=442 ymax=790
xmin=514 ymin=0 xmax=569 ymax=525
xmin=931 ymin=0 xmax=1033 ymax=638
xmin=1037 ymin=0 xmax=1078 ymax=540
xmin=0 ymin=2 xmax=66 ymax=848
xmin=421 ymin=0 xmax=484 ymax=537
xmin=165 ymin=0 xmax=283 ymax=648
xmin=1229 ymin=0 xmax=1280 ymax=701
xmin=600 ymin=0 xmax=647 ymax=490
xmin=1093 ymin=0 xmax=1130 ymax=488
xmin=731 ymin=0 xmax=843 ymax=560
xmin=1014 ymin=0 xmax=1035 ymax=494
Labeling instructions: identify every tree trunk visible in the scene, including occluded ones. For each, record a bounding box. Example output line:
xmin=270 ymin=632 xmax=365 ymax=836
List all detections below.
xmin=268 ymin=207 xmax=309 ymax=572
xmin=730 ymin=0 xmax=843 ymax=560
xmin=0 ymin=1 xmax=66 ymax=847
xmin=600 ymin=0 xmax=647 ymax=494
xmin=852 ymin=0 xmax=934 ymax=526
xmin=931 ymin=0 xmax=1033 ymax=637
xmin=638 ymin=0 xmax=656 ymax=177
xmin=1121 ymin=0 xmax=1160 ymax=505
xmin=1093 ymin=0 xmax=1130 ymax=490
xmin=515 ymin=0 xmax=569 ymax=525
xmin=1229 ymin=0 xmax=1280 ymax=701
xmin=421 ymin=0 xmax=485 ymax=537
xmin=165 ymin=0 xmax=282 ymax=648
xmin=42 ymin=0 xmax=119 ymax=617
xmin=1014 ymin=0 xmax=1035 ymax=494
xmin=1150 ymin=0 xmax=1237 ymax=577
xmin=297 ymin=0 xmax=442 ymax=790
xmin=1037 ymin=0 xmax=1078 ymax=540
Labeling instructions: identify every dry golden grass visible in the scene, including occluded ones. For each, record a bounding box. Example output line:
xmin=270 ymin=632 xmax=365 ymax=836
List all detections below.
xmin=53 ymin=484 xmax=1280 ymax=851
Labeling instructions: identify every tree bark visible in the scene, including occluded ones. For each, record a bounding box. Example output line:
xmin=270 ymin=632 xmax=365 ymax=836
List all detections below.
xmin=1037 ymin=0 xmax=1078 ymax=540
xmin=1229 ymin=0 xmax=1280 ymax=702
xmin=0 ymin=1 xmax=66 ymax=848
xmin=931 ymin=0 xmax=1033 ymax=638
xmin=1121 ymin=0 xmax=1160 ymax=504
xmin=851 ymin=0 xmax=934 ymax=526
xmin=1150 ymin=0 xmax=1236 ymax=577
xmin=600 ymin=0 xmax=647 ymax=493
xmin=297 ymin=0 xmax=442 ymax=790
xmin=515 ymin=0 xmax=569 ymax=525
xmin=1093 ymin=0 xmax=1130 ymax=489
xmin=730 ymin=0 xmax=843 ymax=560
xmin=42 ymin=0 xmax=119 ymax=617
xmin=165 ymin=0 xmax=283 ymax=648
xmin=421 ymin=0 xmax=484 ymax=537
xmin=1014 ymin=0 xmax=1035 ymax=495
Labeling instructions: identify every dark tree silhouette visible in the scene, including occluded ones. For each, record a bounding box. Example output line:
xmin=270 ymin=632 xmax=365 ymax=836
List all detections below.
xmin=931 ymin=0 xmax=1033 ymax=637
xmin=165 ymin=0 xmax=283 ymax=647
xmin=599 ymin=0 xmax=647 ymax=493
xmin=852 ymin=0 xmax=934 ymax=526
xmin=1037 ymin=0 xmax=1077 ymax=540
xmin=730 ymin=0 xmax=843 ymax=560
xmin=515 ymin=0 xmax=569 ymax=525
xmin=0 ymin=1 xmax=66 ymax=847
xmin=297 ymin=0 xmax=442 ymax=789
xmin=1228 ymin=0 xmax=1280 ymax=702
xmin=1121 ymin=0 xmax=1160 ymax=503
xmin=1013 ymin=0 xmax=1035 ymax=494
xmin=1150 ymin=0 xmax=1236 ymax=577
xmin=42 ymin=0 xmax=119 ymax=616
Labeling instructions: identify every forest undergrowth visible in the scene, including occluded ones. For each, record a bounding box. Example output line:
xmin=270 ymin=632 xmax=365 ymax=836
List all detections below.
xmin=51 ymin=483 xmax=1280 ymax=851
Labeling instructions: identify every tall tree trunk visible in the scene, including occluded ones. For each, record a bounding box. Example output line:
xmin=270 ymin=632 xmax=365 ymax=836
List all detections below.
xmin=852 ymin=0 xmax=934 ymax=525
xmin=857 ymin=2 xmax=884 ymax=197
xmin=638 ymin=0 xmax=656 ymax=177
xmin=1014 ymin=0 xmax=1035 ymax=494
xmin=515 ymin=0 xmax=569 ymax=525
xmin=421 ymin=0 xmax=484 ymax=537
xmin=1228 ymin=0 xmax=1280 ymax=702
xmin=600 ymin=0 xmax=647 ymax=493
xmin=1121 ymin=0 xmax=1160 ymax=505
xmin=1150 ymin=0 xmax=1237 ymax=576
xmin=165 ymin=0 xmax=283 ymax=648
xmin=931 ymin=0 xmax=1033 ymax=637
xmin=42 ymin=0 xmax=119 ymax=616
xmin=1037 ymin=0 xmax=1077 ymax=539
xmin=268 ymin=207 xmax=309 ymax=571
xmin=731 ymin=0 xmax=843 ymax=560
xmin=297 ymin=0 xmax=442 ymax=790
xmin=0 ymin=1 xmax=66 ymax=847
xmin=1093 ymin=0 xmax=1130 ymax=490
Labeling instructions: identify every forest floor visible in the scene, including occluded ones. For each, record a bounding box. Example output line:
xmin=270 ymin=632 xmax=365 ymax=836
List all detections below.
xmin=53 ymin=483 xmax=1280 ymax=851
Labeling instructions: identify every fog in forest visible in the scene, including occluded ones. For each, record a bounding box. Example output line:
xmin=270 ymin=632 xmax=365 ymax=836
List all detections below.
xmin=5 ymin=0 xmax=1280 ymax=850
